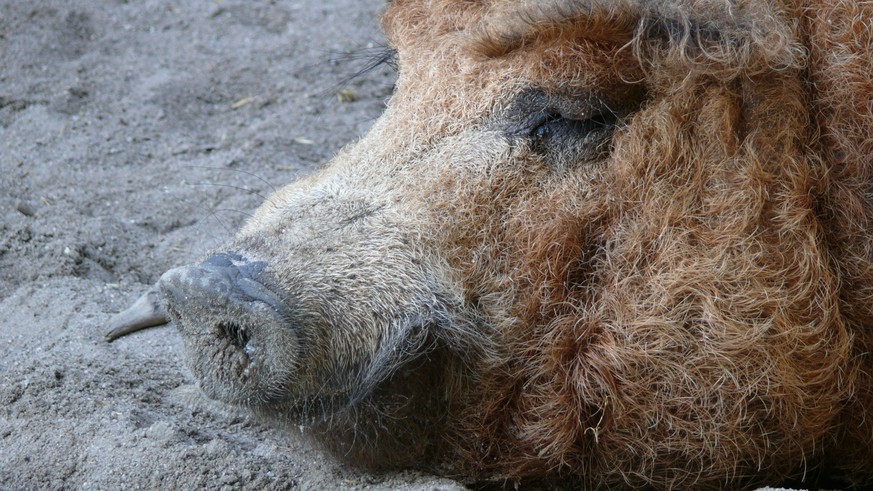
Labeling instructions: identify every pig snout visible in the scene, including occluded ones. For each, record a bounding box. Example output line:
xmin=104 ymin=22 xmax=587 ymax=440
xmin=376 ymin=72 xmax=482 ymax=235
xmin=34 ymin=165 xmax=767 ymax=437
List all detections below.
xmin=160 ymin=253 xmax=300 ymax=406
xmin=160 ymin=253 xmax=290 ymax=342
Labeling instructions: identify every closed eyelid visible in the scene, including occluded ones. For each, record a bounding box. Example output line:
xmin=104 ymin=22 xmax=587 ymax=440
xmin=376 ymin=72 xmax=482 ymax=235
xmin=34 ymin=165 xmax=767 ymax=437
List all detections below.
xmin=501 ymin=89 xmax=614 ymax=134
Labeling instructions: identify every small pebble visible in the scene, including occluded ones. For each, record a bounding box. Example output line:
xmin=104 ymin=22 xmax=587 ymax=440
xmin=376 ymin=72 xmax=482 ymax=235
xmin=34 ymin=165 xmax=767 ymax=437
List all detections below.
xmin=15 ymin=201 xmax=36 ymax=217
xmin=337 ymin=88 xmax=358 ymax=103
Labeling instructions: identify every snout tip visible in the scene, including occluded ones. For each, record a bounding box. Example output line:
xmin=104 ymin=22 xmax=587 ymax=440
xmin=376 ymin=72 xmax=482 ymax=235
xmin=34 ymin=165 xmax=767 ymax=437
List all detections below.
xmin=159 ymin=253 xmax=296 ymax=406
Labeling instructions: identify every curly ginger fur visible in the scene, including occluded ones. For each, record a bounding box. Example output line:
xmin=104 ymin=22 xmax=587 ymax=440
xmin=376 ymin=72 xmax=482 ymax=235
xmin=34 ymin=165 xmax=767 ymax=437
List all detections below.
xmin=364 ymin=0 xmax=873 ymax=488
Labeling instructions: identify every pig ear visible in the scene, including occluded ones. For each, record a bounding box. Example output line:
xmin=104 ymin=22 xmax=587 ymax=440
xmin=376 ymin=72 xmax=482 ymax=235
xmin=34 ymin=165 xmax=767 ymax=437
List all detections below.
xmin=105 ymin=284 xmax=169 ymax=342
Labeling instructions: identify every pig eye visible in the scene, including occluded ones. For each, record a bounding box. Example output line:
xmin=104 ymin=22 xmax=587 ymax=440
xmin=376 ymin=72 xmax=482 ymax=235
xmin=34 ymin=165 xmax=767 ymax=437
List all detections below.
xmin=503 ymin=89 xmax=629 ymax=167
xmin=527 ymin=109 xmax=618 ymax=154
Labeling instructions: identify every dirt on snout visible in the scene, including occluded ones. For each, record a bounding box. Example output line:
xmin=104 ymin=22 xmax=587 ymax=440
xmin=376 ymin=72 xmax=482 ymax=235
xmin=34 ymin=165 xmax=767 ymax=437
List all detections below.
xmin=0 ymin=0 xmax=462 ymax=489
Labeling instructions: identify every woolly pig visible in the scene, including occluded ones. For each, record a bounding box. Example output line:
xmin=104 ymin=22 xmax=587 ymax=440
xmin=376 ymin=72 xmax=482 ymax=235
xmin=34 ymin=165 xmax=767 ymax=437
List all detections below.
xmin=108 ymin=0 xmax=873 ymax=488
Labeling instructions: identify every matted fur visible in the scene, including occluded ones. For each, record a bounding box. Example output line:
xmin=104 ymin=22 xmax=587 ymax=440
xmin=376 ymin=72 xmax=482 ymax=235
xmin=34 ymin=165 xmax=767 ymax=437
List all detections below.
xmin=164 ymin=0 xmax=873 ymax=488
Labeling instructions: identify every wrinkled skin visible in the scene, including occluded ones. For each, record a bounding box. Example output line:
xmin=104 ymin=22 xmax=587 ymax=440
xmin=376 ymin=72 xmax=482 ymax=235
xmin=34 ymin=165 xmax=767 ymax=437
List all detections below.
xmin=109 ymin=0 xmax=873 ymax=488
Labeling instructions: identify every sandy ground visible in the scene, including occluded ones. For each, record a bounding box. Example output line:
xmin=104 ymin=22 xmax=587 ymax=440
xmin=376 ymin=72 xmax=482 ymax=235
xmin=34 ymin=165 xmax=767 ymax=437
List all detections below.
xmin=0 ymin=0 xmax=823 ymax=489
xmin=0 ymin=0 xmax=464 ymax=488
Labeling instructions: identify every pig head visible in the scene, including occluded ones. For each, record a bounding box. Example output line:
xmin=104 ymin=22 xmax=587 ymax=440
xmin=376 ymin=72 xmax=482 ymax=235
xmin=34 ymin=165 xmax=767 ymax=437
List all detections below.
xmin=107 ymin=0 xmax=873 ymax=487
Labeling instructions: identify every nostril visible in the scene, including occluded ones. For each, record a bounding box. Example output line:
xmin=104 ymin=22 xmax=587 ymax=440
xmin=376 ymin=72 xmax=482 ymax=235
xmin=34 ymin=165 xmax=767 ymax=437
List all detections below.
xmin=216 ymin=321 xmax=250 ymax=349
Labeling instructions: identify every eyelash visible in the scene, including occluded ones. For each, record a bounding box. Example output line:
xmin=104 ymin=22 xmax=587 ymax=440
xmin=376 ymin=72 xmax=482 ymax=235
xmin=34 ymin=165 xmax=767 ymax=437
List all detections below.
xmin=530 ymin=112 xmax=563 ymax=142
xmin=526 ymin=109 xmax=618 ymax=151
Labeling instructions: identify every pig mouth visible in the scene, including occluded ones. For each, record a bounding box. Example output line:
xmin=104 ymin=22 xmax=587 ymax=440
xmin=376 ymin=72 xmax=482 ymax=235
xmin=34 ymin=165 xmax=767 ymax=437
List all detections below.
xmin=158 ymin=253 xmax=299 ymax=406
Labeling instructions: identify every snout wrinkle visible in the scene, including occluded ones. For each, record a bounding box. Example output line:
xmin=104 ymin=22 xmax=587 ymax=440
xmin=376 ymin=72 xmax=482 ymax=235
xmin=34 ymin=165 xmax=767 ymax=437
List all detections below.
xmin=160 ymin=252 xmax=292 ymax=332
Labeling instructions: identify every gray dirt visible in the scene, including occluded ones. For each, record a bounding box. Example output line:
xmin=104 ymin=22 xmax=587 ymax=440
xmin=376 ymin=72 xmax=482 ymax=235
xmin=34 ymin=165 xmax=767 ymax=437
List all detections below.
xmin=0 ymin=0 xmax=462 ymax=489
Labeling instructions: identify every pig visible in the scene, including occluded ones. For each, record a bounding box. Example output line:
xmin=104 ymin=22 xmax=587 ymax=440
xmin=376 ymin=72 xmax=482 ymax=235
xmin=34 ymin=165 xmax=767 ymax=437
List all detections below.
xmin=107 ymin=0 xmax=873 ymax=488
